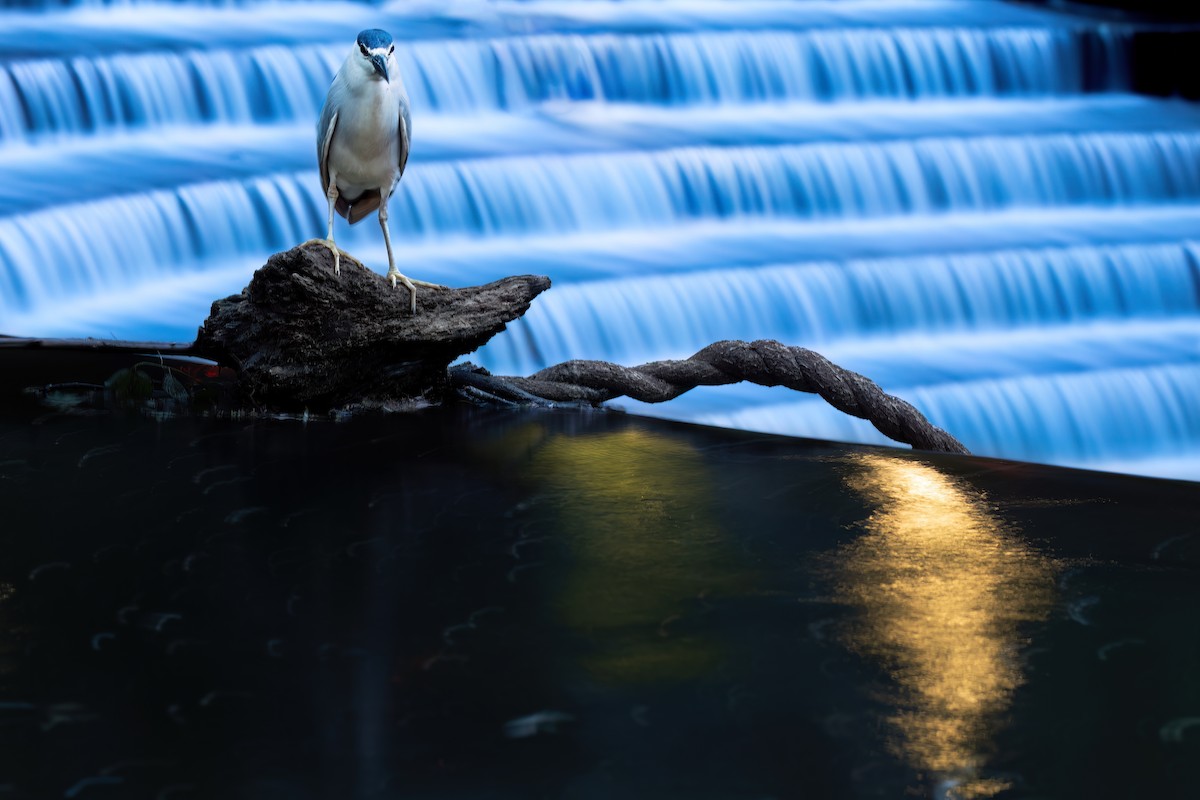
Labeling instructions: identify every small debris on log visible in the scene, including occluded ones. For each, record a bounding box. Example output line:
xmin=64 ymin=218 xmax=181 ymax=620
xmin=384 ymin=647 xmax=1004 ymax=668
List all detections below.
xmin=194 ymin=241 xmax=550 ymax=410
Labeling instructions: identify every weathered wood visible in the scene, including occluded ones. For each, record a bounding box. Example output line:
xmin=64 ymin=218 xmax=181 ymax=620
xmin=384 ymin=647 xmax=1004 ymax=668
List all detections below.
xmin=451 ymin=338 xmax=971 ymax=454
xmin=194 ymin=241 xmax=550 ymax=410
xmin=4 ymin=245 xmax=968 ymax=454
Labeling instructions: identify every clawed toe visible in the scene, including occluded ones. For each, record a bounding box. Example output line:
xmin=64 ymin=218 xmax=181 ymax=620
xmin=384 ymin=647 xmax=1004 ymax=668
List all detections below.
xmin=386 ymin=270 xmax=418 ymax=313
xmin=303 ymin=237 xmax=342 ymax=275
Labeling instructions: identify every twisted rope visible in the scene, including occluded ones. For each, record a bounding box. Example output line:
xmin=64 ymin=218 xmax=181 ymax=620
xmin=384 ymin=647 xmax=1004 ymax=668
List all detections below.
xmin=451 ymin=339 xmax=968 ymax=454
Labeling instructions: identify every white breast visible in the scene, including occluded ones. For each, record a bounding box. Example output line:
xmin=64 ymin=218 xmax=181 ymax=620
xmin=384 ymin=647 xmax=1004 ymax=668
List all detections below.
xmin=327 ymin=78 xmax=401 ymax=196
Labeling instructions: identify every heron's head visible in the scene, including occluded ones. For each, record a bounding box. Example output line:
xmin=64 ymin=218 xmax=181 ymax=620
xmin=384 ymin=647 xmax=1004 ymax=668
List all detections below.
xmin=354 ymin=28 xmax=394 ymax=83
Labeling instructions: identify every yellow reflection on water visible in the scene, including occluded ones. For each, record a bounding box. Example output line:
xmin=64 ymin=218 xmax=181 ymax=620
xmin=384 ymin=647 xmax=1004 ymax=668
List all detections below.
xmin=527 ymin=427 xmax=749 ymax=685
xmin=835 ymin=455 xmax=1055 ymax=798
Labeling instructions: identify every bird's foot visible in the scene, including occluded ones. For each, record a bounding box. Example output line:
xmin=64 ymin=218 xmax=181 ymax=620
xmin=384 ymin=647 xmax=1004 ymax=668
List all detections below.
xmin=300 ymin=237 xmax=342 ymax=276
xmin=387 ymin=269 xmax=418 ymax=313
xmin=409 ymin=278 xmax=448 ymax=289
xmin=328 ymin=238 xmax=341 ymax=276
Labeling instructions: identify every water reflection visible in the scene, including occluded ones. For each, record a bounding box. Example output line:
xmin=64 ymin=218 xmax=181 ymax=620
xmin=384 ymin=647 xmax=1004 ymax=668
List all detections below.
xmin=521 ymin=427 xmax=750 ymax=685
xmin=835 ymin=454 xmax=1057 ymax=798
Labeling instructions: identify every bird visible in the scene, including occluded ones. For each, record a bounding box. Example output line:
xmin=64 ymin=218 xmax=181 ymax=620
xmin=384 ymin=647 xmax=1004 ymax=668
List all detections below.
xmin=312 ymin=28 xmax=436 ymax=312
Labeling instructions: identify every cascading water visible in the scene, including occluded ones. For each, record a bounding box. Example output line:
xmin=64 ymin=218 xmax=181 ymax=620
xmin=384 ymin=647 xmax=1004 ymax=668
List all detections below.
xmin=0 ymin=0 xmax=1197 ymax=481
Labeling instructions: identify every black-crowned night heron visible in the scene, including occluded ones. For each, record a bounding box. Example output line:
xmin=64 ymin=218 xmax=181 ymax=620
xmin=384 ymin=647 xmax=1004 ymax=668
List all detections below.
xmin=310 ymin=28 xmax=437 ymax=312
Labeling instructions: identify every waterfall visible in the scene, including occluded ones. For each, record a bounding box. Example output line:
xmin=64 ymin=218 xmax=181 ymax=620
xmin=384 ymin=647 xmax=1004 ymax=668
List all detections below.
xmin=6 ymin=131 xmax=1200 ymax=313
xmin=0 ymin=0 xmax=1196 ymax=480
xmin=0 ymin=27 xmax=1129 ymax=143
xmin=479 ymin=242 xmax=1200 ymax=372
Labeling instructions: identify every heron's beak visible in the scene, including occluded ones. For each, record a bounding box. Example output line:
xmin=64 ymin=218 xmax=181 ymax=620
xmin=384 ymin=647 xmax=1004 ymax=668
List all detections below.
xmin=370 ymin=53 xmax=389 ymax=83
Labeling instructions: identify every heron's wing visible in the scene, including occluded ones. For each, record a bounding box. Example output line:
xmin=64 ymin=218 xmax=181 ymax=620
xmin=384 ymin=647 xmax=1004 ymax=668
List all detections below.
xmin=397 ymin=96 xmax=411 ymax=176
xmin=317 ymin=105 xmax=339 ymax=195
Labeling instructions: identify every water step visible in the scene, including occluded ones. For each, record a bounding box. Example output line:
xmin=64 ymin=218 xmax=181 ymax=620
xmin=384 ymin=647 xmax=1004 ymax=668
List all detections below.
xmin=8 ymin=127 xmax=1200 ymax=299
xmin=406 ymin=206 xmax=1200 ymax=281
xmin=9 ymin=94 xmax=1200 ymax=216
xmin=477 ymin=243 xmax=1200 ymax=371
xmin=8 ymin=207 xmax=1200 ymax=345
xmin=0 ymin=2 xmax=1092 ymax=61
xmin=0 ymin=24 xmax=1131 ymax=142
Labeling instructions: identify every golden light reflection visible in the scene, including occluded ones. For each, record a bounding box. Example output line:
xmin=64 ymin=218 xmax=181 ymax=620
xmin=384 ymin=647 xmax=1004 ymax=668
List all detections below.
xmin=527 ymin=428 xmax=749 ymax=685
xmin=835 ymin=454 xmax=1056 ymax=798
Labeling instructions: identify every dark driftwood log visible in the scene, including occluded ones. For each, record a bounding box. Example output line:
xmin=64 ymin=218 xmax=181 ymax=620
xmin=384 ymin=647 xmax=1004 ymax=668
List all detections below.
xmin=193 ymin=241 xmax=550 ymax=410
xmin=4 ymin=243 xmax=966 ymax=453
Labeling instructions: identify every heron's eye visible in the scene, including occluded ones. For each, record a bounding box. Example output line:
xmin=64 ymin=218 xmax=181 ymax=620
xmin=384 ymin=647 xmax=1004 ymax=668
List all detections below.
xmin=388 ymin=45 xmax=394 ymax=55
xmin=359 ymin=44 xmax=368 ymax=56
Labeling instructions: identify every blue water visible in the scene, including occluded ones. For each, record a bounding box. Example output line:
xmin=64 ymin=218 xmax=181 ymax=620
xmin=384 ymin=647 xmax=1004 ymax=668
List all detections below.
xmin=1 ymin=0 xmax=1198 ymax=481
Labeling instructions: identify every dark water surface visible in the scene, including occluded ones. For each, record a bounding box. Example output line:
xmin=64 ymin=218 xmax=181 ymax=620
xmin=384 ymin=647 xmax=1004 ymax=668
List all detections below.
xmin=0 ymin=409 xmax=1197 ymax=799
